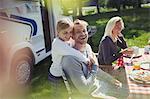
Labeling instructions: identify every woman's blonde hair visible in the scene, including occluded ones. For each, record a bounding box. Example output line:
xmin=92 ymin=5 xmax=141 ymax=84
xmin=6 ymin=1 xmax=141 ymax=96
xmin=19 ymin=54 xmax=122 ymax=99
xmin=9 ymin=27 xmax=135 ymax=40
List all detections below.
xmin=102 ymin=16 xmax=124 ymax=39
xmin=57 ymin=18 xmax=73 ymax=34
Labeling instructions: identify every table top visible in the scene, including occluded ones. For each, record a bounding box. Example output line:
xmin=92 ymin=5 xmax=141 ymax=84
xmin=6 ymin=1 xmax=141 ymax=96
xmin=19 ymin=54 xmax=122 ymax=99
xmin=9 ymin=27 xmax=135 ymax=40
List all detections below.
xmin=124 ymin=48 xmax=150 ymax=98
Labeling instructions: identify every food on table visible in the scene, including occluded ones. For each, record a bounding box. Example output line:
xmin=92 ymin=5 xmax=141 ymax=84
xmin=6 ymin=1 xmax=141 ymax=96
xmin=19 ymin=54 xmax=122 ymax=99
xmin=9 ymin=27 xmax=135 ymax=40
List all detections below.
xmin=131 ymin=70 xmax=150 ymax=82
xmin=133 ymin=61 xmax=141 ymax=70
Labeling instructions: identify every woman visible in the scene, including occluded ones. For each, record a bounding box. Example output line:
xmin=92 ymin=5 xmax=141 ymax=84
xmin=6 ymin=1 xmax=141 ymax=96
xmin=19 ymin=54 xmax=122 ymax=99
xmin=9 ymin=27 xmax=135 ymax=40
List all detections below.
xmin=97 ymin=16 xmax=132 ymax=91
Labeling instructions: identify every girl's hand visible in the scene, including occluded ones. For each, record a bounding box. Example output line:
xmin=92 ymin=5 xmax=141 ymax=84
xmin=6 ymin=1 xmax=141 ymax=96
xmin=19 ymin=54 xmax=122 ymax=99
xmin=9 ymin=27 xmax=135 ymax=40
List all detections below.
xmin=87 ymin=57 xmax=95 ymax=71
xmin=87 ymin=60 xmax=92 ymax=71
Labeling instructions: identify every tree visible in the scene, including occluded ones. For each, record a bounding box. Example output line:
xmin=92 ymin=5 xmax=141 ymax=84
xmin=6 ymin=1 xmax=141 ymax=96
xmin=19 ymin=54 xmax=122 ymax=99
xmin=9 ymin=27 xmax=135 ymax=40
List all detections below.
xmin=77 ymin=0 xmax=83 ymax=16
xmin=107 ymin=0 xmax=126 ymax=12
xmin=96 ymin=0 xmax=100 ymax=14
xmin=61 ymin=0 xmax=83 ymax=16
xmin=137 ymin=0 xmax=142 ymax=8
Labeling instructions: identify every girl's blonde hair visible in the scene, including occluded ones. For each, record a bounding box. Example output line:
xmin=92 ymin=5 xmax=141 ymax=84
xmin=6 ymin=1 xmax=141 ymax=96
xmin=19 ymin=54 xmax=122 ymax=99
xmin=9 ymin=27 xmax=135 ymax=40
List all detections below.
xmin=57 ymin=18 xmax=73 ymax=34
xmin=102 ymin=16 xmax=124 ymax=39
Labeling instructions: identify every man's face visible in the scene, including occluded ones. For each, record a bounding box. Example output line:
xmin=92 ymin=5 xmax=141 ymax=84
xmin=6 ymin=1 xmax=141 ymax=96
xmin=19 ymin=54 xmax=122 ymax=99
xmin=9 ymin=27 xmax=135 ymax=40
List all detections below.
xmin=73 ymin=25 xmax=88 ymax=44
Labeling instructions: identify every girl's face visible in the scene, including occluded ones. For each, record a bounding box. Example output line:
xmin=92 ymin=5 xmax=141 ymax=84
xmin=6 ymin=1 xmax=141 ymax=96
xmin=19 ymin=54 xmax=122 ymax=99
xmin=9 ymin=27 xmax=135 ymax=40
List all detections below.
xmin=112 ymin=21 xmax=122 ymax=36
xmin=58 ymin=26 xmax=73 ymax=41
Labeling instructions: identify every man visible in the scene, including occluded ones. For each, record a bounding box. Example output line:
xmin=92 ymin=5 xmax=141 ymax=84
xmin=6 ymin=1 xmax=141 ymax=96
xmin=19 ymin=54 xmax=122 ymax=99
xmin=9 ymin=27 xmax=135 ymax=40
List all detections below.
xmin=61 ymin=19 xmax=129 ymax=99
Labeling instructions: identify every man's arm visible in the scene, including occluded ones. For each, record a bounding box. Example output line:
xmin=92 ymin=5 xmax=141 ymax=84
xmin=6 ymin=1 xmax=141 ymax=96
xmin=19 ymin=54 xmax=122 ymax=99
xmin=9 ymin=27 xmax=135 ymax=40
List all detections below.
xmin=62 ymin=56 xmax=96 ymax=95
xmin=96 ymin=68 xmax=116 ymax=83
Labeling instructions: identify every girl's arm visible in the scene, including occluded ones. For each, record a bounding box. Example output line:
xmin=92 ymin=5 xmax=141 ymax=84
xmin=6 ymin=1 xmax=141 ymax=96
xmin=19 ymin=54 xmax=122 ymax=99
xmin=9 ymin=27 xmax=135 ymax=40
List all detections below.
xmin=54 ymin=39 xmax=89 ymax=63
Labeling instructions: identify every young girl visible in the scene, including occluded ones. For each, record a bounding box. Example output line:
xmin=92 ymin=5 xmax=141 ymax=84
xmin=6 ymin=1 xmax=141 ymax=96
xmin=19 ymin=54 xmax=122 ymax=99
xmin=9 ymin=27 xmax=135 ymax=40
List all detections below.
xmin=49 ymin=18 xmax=90 ymax=77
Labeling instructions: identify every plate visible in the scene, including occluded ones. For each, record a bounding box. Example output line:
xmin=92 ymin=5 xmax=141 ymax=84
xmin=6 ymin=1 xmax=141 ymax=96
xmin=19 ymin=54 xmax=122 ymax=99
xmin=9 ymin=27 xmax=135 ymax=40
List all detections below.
xmin=129 ymin=70 xmax=150 ymax=84
xmin=140 ymin=62 xmax=150 ymax=70
xmin=123 ymin=54 xmax=142 ymax=58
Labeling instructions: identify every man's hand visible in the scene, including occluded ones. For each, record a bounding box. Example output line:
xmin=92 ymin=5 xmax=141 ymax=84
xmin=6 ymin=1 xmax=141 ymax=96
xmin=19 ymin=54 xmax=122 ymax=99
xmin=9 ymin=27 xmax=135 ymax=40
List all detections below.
xmin=111 ymin=79 xmax=122 ymax=88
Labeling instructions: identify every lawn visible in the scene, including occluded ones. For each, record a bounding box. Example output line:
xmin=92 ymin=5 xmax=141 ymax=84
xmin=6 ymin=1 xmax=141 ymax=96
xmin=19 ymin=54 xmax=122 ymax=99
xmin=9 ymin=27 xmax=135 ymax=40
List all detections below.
xmin=27 ymin=57 xmax=68 ymax=99
xmin=27 ymin=57 xmax=52 ymax=99
xmin=28 ymin=7 xmax=150 ymax=99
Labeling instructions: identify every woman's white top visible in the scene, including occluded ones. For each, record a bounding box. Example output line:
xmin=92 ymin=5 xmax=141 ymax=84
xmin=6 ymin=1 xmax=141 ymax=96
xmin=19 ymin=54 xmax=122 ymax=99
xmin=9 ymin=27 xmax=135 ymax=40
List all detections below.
xmin=50 ymin=37 xmax=89 ymax=77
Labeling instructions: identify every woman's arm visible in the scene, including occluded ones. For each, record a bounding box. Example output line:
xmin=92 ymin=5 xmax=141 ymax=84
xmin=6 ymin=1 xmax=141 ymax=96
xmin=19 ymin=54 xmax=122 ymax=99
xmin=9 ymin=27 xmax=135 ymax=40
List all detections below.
xmin=117 ymin=36 xmax=127 ymax=49
xmin=101 ymin=40 xmax=122 ymax=64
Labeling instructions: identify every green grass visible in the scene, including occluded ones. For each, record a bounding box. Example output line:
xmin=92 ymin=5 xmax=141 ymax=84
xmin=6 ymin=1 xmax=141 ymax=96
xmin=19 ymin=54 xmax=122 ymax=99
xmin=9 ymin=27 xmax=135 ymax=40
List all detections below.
xmin=28 ymin=57 xmax=68 ymax=99
xmin=28 ymin=7 xmax=150 ymax=99
xmin=126 ymin=32 xmax=150 ymax=47
xmin=27 ymin=57 xmax=52 ymax=99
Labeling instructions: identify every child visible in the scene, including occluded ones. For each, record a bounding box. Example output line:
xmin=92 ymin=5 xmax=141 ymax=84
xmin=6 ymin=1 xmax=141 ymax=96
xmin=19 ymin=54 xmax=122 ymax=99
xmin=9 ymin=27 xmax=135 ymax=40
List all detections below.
xmin=49 ymin=18 xmax=90 ymax=77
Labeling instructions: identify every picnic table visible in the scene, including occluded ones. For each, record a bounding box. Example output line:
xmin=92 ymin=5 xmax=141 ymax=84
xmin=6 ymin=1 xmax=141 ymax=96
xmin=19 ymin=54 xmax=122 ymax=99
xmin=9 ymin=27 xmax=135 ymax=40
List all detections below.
xmin=124 ymin=48 xmax=150 ymax=99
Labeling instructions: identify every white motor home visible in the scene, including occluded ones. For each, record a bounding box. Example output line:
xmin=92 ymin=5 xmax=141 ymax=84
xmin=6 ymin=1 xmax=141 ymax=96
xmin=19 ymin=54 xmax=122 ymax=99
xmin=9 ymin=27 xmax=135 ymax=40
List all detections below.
xmin=0 ymin=0 xmax=72 ymax=85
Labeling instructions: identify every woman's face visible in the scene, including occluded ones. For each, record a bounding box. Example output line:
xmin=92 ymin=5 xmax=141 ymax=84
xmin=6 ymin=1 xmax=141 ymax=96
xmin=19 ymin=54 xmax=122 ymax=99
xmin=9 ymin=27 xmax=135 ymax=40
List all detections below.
xmin=112 ymin=21 xmax=122 ymax=36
